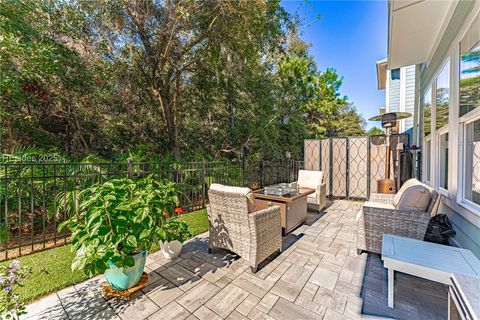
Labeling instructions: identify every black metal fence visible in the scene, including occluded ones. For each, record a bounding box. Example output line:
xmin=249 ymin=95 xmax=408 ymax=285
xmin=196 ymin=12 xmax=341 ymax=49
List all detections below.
xmin=0 ymin=160 xmax=303 ymax=260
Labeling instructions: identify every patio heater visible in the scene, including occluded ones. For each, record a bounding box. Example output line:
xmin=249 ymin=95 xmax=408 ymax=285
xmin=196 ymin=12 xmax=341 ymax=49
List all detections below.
xmin=368 ymin=112 xmax=412 ymax=194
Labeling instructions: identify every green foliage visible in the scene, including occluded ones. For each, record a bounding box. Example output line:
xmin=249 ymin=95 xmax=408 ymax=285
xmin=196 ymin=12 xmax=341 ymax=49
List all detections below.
xmin=177 ymin=209 xmax=208 ymax=237
xmin=160 ymin=218 xmax=191 ymax=243
xmin=59 ymin=176 xmax=182 ymax=276
xmin=1 ymin=0 xmax=366 ymax=160
xmin=0 ymin=208 xmax=207 ymax=304
xmin=367 ymin=127 xmax=384 ymax=136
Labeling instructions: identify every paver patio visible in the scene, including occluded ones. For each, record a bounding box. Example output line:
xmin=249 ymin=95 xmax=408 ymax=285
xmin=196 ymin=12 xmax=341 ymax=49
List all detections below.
xmin=23 ymin=200 xmax=448 ymax=320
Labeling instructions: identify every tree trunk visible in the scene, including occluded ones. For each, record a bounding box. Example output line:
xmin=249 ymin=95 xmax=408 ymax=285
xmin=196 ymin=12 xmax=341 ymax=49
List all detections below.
xmin=227 ymin=80 xmax=235 ymax=129
xmin=150 ymin=85 xmax=180 ymax=160
xmin=5 ymin=118 xmax=14 ymax=154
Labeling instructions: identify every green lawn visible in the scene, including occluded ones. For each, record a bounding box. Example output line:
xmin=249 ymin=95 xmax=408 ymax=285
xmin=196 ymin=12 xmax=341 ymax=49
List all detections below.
xmin=178 ymin=208 xmax=209 ymax=237
xmin=1 ymin=209 xmax=208 ymax=303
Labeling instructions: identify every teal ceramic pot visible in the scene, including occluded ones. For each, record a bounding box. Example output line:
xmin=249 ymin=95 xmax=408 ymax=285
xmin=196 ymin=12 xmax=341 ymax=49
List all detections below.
xmin=104 ymin=250 xmax=147 ymax=290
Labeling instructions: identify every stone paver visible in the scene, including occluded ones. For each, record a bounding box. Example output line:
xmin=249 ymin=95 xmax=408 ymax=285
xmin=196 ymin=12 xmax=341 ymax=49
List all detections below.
xmin=205 ymin=283 xmax=249 ymax=318
xmin=235 ymin=294 xmax=261 ymax=316
xmin=176 ymin=280 xmax=220 ymax=312
xmin=269 ymin=297 xmax=318 ymax=320
xmin=22 ymin=200 xmax=448 ymax=320
xmin=149 ymin=301 xmax=190 ymax=320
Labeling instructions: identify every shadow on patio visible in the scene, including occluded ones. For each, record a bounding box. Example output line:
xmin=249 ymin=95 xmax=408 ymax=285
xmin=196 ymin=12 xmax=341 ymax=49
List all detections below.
xmin=24 ymin=200 xmax=448 ymax=320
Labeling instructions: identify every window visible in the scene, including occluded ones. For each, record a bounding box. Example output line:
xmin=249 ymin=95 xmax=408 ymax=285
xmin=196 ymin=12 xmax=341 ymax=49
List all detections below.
xmin=436 ymin=61 xmax=450 ymax=130
xmin=423 ymin=88 xmax=432 ymax=136
xmin=438 ymin=133 xmax=449 ymax=190
xmin=459 ymin=16 xmax=480 ymax=117
xmin=465 ymin=119 xmax=480 ymax=205
xmin=460 ymin=14 xmax=480 ymax=211
xmin=391 ymin=69 xmax=400 ymax=80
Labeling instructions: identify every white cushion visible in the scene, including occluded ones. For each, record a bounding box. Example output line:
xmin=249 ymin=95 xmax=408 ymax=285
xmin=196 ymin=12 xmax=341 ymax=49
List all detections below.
xmin=392 ymin=178 xmax=416 ymax=206
xmin=307 ymin=191 xmax=317 ymax=204
xmin=393 ymin=179 xmax=431 ymax=211
xmin=298 ymin=170 xmax=323 ymax=190
xmin=209 ymin=184 xmax=256 ymax=212
xmin=209 ymin=183 xmax=225 ymax=191
xmin=364 ymin=201 xmax=396 ymax=210
xmin=307 ymin=191 xmax=317 ymax=200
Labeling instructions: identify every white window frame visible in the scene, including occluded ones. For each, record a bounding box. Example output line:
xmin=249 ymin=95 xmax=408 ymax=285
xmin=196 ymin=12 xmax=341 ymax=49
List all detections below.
xmin=433 ymin=58 xmax=451 ymax=196
xmin=421 ymin=85 xmax=434 ymax=186
xmin=459 ymin=115 xmax=480 ymax=213
xmin=418 ymin=4 xmax=480 ymax=225
xmin=423 ymin=136 xmax=432 ymax=186
xmin=436 ymin=127 xmax=449 ymax=195
xmin=455 ymin=10 xmax=480 ymax=217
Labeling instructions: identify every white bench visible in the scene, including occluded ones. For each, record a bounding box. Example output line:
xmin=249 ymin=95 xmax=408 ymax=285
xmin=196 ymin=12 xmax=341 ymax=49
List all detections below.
xmin=381 ymin=234 xmax=480 ymax=308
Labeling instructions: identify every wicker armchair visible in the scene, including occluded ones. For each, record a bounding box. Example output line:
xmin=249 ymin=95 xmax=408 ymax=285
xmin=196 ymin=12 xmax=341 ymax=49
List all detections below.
xmin=293 ymin=170 xmax=327 ymax=212
xmin=207 ymin=184 xmax=282 ymax=272
xmin=356 ymin=180 xmax=440 ymax=254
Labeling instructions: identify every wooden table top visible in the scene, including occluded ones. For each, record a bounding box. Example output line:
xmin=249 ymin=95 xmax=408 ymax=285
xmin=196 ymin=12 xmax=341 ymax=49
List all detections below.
xmin=253 ymin=188 xmax=315 ymax=203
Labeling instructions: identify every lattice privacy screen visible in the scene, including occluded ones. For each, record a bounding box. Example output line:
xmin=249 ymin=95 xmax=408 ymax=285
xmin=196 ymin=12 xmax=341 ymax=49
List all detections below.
xmin=303 ymin=134 xmax=409 ymax=199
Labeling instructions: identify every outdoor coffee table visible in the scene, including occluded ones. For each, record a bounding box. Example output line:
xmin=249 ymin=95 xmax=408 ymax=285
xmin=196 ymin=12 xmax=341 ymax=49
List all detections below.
xmin=381 ymin=234 xmax=480 ymax=309
xmin=253 ymin=187 xmax=314 ymax=235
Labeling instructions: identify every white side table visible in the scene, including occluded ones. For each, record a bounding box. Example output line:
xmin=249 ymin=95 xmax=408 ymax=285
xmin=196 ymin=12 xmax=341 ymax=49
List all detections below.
xmin=381 ymin=234 xmax=480 ymax=308
xmin=449 ymin=273 xmax=480 ymax=320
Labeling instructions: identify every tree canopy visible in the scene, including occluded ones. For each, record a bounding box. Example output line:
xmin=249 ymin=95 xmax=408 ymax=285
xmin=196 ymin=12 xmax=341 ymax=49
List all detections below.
xmin=0 ymin=0 xmax=366 ymax=161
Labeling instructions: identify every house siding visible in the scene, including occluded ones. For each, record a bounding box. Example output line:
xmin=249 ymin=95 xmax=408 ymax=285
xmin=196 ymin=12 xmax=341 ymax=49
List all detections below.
xmin=387 ymin=72 xmax=401 ymax=113
xmin=404 ymin=65 xmax=416 ymax=131
xmin=443 ymin=203 xmax=480 ymax=258
xmin=417 ymin=1 xmax=480 ymax=259
xmin=384 ymin=66 xmax=416 ymax=140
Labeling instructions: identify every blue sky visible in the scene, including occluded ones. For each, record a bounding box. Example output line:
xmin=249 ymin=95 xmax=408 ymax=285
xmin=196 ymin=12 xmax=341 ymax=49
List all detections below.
xmin=281 ymin=0 xmax=388 ymax=129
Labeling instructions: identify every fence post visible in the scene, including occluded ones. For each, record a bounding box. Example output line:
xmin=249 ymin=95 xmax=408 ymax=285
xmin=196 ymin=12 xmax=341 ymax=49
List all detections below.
xmin=242 ymin=157 xmax=246 ymax=187
xmin=329 ymin=138 xmax=333 ymax=198
xmin=127 ymin=160 xmax=133 ymax=178
xmin=201 ymin=160 xmax=206 ymax=208
xmin=367 ymin=136 xmax=371 ymax=199
xmin=346 ymin=138 xmax=350 ymax=199
xmin=260 ymin=160 xmax=265 ymax=188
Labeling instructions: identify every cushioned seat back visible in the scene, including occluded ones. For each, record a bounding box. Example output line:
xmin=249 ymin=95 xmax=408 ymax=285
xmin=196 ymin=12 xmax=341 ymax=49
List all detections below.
xmin=209 ymin=183 xmax=256 ymax=212
xmin=426 ymin=188 xmax=440 ymax=216
xmin=298 ymin=170 xmax=323 ymax=189
xmin=393 ymin=178 xmax=432 ymax=211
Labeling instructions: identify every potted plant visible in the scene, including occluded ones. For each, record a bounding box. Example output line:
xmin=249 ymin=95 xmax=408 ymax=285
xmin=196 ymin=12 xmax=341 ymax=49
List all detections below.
xmin=159 ymin=208 xmax=191 ymax=259
xmin=59 ymin=175 xmax=179 ymax=291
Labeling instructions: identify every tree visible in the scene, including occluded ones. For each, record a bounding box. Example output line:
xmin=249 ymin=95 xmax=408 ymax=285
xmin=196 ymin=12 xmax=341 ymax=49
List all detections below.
xmin=1 ymin=0 xmax=367 ymax=161
xmin=0 ymin=0 xmax=108 ymax=155
xmin=367 ymin=127 xmax=384 ymax=136
xmin=63 ymin=0 xmax=293 ymax=160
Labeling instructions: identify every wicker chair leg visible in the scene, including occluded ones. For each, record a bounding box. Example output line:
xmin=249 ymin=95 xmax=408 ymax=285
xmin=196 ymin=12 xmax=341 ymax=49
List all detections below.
xmin=251 ymin=266 xmax=258 ymax=273
xmin=357 ymin=249 xmax=363 ymax=255
xmin=208 ymin=248 xmax=213 ymax=254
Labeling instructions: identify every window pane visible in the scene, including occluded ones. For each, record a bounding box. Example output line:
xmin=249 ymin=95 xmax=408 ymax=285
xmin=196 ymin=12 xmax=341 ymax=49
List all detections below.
xmin=465 ymin=120 xmax=480 ymax=205
xmin=436 ymin=62 xmax=450 ymax=130
xmin=460 ymin=42 xmax=480 ymax=117
xmin=391 ymin=69 xmax=400 ymax=80
xmin=459 ymin=14 xmax=480 ymax=117
xmin=423 ymin=88 xmax=432 ymax=136
xmin=439 ymin=133 xmax=448 ymax=189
